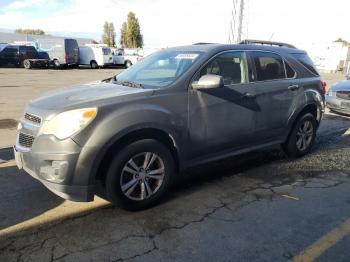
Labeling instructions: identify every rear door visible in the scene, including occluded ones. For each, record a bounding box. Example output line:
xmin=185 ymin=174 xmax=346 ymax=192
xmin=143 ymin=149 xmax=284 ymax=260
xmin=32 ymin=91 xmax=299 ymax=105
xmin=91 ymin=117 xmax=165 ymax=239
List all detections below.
xmin=248 ymin=51 xmax=299 ymax=141
xmin=64 ymin=39 xmax=79 ymax=64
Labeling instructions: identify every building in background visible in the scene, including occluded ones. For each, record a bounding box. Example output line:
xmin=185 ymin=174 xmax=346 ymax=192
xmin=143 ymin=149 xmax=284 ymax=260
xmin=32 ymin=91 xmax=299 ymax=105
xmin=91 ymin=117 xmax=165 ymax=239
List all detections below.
xmin=310 ymin=38 xmax=350 ymax=74
xmin=0 ymin=32 xmax=96 ymax=47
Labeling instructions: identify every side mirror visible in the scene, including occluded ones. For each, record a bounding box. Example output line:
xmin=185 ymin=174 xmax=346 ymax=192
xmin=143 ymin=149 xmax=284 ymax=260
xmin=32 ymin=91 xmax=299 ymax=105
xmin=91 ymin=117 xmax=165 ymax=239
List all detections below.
xmin=192 ymin=74 xmax=224 ymax=90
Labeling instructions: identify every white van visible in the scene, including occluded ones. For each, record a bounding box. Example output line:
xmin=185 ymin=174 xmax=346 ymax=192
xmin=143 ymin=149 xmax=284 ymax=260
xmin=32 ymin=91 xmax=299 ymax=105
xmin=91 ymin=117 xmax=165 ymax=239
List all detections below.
xmin=79 ymin=44 xmax=113 ymax=69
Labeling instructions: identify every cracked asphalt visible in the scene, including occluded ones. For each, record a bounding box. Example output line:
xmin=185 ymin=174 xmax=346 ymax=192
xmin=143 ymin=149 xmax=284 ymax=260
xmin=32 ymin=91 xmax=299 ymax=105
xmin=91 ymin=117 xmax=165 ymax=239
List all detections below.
xmin=0 ymin=70 xmax=350 ymax=261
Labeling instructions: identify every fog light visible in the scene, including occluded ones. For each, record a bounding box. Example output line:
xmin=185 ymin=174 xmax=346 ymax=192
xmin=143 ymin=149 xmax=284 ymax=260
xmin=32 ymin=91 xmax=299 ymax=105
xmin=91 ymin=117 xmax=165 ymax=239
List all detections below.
xmin=40 ymin=161 xmax=68 ymax=182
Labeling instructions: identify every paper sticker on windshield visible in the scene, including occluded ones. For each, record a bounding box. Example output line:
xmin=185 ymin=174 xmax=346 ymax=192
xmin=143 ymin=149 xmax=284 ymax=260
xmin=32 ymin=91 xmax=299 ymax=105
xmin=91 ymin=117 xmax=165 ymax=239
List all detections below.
xmin=175 ymin=53 xmax=199 ymax=60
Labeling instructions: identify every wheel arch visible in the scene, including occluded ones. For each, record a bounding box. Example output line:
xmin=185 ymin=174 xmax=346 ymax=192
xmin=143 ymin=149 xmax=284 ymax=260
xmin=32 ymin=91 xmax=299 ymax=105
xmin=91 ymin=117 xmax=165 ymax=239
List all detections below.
xmin=93 ymin=127 xmax=181 ymax=186
xmin=285 ymin=102 xmax=319 ymax=143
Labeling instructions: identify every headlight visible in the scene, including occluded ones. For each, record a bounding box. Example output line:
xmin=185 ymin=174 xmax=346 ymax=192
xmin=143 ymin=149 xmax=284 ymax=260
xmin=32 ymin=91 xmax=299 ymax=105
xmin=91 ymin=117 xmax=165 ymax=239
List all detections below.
xmin=42 ymin=108 xmax=97 ymax=139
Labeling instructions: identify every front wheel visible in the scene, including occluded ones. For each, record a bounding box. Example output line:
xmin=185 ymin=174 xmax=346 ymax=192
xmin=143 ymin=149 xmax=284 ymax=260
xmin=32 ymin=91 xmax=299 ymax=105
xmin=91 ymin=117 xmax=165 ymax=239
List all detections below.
xmin=282 ymin=113 xmax=317 ymax=157
xmin=105 ymin=139 xmax=174 ymax=210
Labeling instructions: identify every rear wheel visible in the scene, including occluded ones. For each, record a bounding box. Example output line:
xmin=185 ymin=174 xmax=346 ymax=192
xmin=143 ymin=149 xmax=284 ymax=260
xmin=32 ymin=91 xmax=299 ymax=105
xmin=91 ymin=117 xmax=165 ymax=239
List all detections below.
xmin=282 ymin=113 xmax=317 ymax=157
xmin=53 ymin=59 xmax=61 ymax=69
xmin=90 ymin=61 xmax=99 ymax=69
xmin=23 ymin=60 xmax=32 ymax=69
xmin=105 ymin=139 xmax=174 ymax=210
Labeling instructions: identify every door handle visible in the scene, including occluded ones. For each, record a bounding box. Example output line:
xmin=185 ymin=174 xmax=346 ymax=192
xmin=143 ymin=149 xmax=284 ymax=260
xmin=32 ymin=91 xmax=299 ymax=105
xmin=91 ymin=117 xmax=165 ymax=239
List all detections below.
xmin=242 ymin=92 xmax=256 ymax=99
xmin=288 ymin=84 xmax=300 ymax=91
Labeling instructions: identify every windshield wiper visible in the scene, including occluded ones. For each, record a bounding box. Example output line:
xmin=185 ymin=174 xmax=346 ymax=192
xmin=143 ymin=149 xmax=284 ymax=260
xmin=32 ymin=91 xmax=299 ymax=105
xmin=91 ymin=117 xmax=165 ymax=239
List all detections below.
xmin=114 ymin=78 xmax=144 ymax=89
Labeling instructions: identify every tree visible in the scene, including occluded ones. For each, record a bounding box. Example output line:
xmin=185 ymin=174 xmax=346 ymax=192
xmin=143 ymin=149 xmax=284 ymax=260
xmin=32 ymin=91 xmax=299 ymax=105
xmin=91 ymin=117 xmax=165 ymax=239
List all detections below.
xmin=15 ymin=28 xmax=45 ymax=35
xmin=120 ymin=22 xmax=127 ymax=48
xmin=101 ymin=22 xmax=116 ymax=47
xmin=119 ymin=12 xmax=143 ymax=48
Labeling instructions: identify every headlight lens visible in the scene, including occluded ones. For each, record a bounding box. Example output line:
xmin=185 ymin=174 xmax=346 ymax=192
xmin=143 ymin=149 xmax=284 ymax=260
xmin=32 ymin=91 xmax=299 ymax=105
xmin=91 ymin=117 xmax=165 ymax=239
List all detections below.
xmin=42 ymin=108 xmax=97 ymax=139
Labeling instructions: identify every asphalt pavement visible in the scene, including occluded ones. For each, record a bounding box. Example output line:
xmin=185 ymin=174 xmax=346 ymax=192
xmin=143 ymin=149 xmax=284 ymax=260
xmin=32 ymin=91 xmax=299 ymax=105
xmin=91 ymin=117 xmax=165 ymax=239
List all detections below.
xmin=0 ymin=69 xmax=349 ymax=262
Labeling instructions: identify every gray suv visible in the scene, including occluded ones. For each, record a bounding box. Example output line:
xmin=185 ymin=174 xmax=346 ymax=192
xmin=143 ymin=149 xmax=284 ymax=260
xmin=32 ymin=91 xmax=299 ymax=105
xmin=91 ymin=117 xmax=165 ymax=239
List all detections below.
xmin=14 ymin=40 xmax=325 ymax=210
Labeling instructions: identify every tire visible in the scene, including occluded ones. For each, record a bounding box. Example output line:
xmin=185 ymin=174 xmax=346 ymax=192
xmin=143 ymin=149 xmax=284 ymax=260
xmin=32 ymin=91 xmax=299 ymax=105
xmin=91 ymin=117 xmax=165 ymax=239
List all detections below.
xmin=53 ymin=59 xmax=61 ymax=69
xmin=90 ymin=61 xmax=99 ymax=69
xmin=105 ymin=139 xmax=174 ymax=211
xmin=23 ymin=60 xmax=32 ymax=69
xmin=282 ymin=113 xmax=317 ymax=157
xmin=125 ymin=60 xmax=132 ymax=68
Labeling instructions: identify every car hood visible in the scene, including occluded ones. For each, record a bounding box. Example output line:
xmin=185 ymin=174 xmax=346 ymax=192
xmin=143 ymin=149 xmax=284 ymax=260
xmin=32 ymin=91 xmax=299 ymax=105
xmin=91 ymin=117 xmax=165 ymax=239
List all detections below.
xmin=27 ymin=81 xmax=152 ymax=118
xmin=331 ymin=80 xmax=350 ymax=91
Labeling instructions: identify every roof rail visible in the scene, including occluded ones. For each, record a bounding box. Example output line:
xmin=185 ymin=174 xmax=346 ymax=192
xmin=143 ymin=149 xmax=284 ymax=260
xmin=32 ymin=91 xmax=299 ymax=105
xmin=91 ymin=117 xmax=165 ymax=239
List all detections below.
xmin=239 ymin=39 xmax=296 ymax=49
xmin=193 ymin=42 xmax=216 ymax=45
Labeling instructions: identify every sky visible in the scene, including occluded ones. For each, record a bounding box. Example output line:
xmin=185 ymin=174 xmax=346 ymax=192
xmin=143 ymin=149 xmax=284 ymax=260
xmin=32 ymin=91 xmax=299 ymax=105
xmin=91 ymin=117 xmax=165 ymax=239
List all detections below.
xmin=0 ymin=0 xmax=349 ymax=50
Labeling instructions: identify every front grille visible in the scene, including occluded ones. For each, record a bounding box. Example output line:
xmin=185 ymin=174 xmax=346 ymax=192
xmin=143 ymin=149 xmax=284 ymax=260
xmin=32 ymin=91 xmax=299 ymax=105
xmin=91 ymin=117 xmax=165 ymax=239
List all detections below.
xmin=336 ymin=91 xmax=350 ymax=100
xmin=24 ymin=113 xmax=42 ymax=125
xmin=19 ymin=133 xmax=35 ymax=148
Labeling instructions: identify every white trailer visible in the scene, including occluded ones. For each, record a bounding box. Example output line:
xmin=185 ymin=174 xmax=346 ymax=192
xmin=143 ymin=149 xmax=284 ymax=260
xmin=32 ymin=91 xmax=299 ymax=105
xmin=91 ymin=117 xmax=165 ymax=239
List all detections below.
xmin=79 ymin=44 xmax=113 ymax=69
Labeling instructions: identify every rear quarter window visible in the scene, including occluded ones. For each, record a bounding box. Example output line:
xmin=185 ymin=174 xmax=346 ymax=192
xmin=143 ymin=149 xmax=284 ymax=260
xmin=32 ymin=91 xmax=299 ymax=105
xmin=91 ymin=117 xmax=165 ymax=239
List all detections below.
xmin=292 ymin=53 xmax=319 ymax=76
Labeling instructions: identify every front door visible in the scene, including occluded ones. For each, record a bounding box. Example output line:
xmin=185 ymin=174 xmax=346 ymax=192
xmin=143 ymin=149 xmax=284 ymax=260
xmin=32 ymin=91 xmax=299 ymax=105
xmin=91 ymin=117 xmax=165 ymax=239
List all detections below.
xmin=188 ymin=51 xmax=258 ymax=159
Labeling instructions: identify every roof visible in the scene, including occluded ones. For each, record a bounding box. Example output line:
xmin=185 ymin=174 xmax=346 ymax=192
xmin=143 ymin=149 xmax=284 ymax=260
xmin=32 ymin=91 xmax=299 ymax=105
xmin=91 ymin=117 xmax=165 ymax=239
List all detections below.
xmin=166 ymin=43 xmax=304 ymax=54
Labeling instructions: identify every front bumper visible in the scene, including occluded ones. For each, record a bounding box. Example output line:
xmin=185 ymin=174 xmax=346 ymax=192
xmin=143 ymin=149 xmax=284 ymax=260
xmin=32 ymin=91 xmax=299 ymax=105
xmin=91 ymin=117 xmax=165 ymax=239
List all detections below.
xmin=14 ymin=135 xmax=96 ymax=202
xmin=325 ymin=95 xmax=350 ymax=115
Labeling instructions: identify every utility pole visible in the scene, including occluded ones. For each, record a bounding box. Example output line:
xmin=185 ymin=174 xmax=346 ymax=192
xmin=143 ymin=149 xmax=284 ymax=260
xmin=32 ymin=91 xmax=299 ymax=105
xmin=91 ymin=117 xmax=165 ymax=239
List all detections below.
xmin=237 ymin=0 xmax=244 ymax=43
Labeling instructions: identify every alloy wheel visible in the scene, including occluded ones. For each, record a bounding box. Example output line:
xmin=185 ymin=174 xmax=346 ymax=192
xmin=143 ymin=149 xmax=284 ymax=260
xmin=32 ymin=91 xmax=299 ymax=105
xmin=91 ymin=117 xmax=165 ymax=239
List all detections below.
xmin=120 ymin=152 xmax=165 ymax=201
xmin=296 ymin=120 xmax=314 ymax=151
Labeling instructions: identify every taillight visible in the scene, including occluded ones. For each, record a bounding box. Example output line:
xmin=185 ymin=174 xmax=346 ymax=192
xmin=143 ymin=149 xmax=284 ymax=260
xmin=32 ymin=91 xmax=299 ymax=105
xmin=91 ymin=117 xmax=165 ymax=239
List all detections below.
xmin=64 ymin=52 xmax=68 ymax=62
xmin=320 ymin=80 xmax=327 ymax=94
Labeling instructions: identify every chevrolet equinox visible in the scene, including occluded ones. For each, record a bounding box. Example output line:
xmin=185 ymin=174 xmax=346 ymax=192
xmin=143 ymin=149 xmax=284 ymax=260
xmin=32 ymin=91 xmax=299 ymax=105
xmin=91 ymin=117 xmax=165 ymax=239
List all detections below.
xmin=14 ymin=40 xmax=325 ymax=210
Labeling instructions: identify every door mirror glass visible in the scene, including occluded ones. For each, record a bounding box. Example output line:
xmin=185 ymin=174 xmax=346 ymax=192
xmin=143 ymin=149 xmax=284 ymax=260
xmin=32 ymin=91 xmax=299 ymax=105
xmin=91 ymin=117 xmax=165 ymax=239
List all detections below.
xmin=192 ymin=74 xmax=224 ymax=90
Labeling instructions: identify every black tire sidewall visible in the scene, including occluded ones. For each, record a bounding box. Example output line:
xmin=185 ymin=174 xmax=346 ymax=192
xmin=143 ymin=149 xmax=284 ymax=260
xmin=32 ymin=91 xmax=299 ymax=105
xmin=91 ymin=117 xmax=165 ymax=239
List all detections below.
xmin=284 ymin=113 xmax=317 ymax=157
xmin=91 ymin=61 xmax=98 ymax=69
xmin=105 ymin=139 xmax=174 ymax=210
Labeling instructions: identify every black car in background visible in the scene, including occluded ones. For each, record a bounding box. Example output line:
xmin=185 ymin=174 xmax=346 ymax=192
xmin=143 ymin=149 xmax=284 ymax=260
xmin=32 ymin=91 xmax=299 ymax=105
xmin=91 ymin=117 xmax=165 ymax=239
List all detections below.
xmin=0 ymin=45 xmax=39 ymax=67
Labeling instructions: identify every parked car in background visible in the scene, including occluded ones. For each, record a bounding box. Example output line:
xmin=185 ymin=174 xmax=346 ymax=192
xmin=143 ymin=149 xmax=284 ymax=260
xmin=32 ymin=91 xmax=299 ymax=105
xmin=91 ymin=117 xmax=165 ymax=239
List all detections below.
xmin=326 ymin=80 xmax=350 ymax=115
xmin=14 ymin=40 xmax=325 ymax=210
xmin=0 ymin=44 xmax=49 ymax=68
xmin=79 ymin=44 xmax=114 ymax=69
xmin=118 ymin=48 xmax=143 ymax=68
xmin=36 ymin=38 xmax=79 ymax=68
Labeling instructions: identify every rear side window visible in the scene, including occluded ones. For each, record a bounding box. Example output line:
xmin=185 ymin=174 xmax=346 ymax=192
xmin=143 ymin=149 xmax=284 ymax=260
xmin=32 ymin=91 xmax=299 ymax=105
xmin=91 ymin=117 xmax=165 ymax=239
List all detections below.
xmin=2 ymin=47 xmax=18 ymax=56
xmin=285 ymin=62 xmax=296 ymax=78
xmin=251 ymin=51 xmax=286 ymax=81
xmin=292 ymin=53 xmax=319 ymax=76
xmin=65 ymin=39 xmax=78 ymax=52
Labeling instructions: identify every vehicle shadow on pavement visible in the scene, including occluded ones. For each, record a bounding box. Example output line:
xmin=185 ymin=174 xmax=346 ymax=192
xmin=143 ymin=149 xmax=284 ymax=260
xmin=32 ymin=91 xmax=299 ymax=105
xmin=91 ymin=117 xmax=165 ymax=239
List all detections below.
xmin=0 ymin=164 xmax=64 ymax=230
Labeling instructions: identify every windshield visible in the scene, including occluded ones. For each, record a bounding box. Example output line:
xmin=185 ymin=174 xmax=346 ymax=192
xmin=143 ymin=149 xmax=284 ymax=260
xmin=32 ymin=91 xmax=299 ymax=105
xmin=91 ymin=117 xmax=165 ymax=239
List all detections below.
xmin=115 ymin=50 xmax=202 ymax=88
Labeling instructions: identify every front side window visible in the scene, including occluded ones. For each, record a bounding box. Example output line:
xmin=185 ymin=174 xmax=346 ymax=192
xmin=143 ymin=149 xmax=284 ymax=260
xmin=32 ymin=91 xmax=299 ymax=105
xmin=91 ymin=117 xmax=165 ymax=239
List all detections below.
xmin=252 ymin=51 xmax=286 ymax=81
xmin=199 ymin=51 xmax=249 ymax=86
xmin=116 ymin=50 xmax=202 ymax=89
xmin=102 ymin=48 xmax=111 ymax=55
